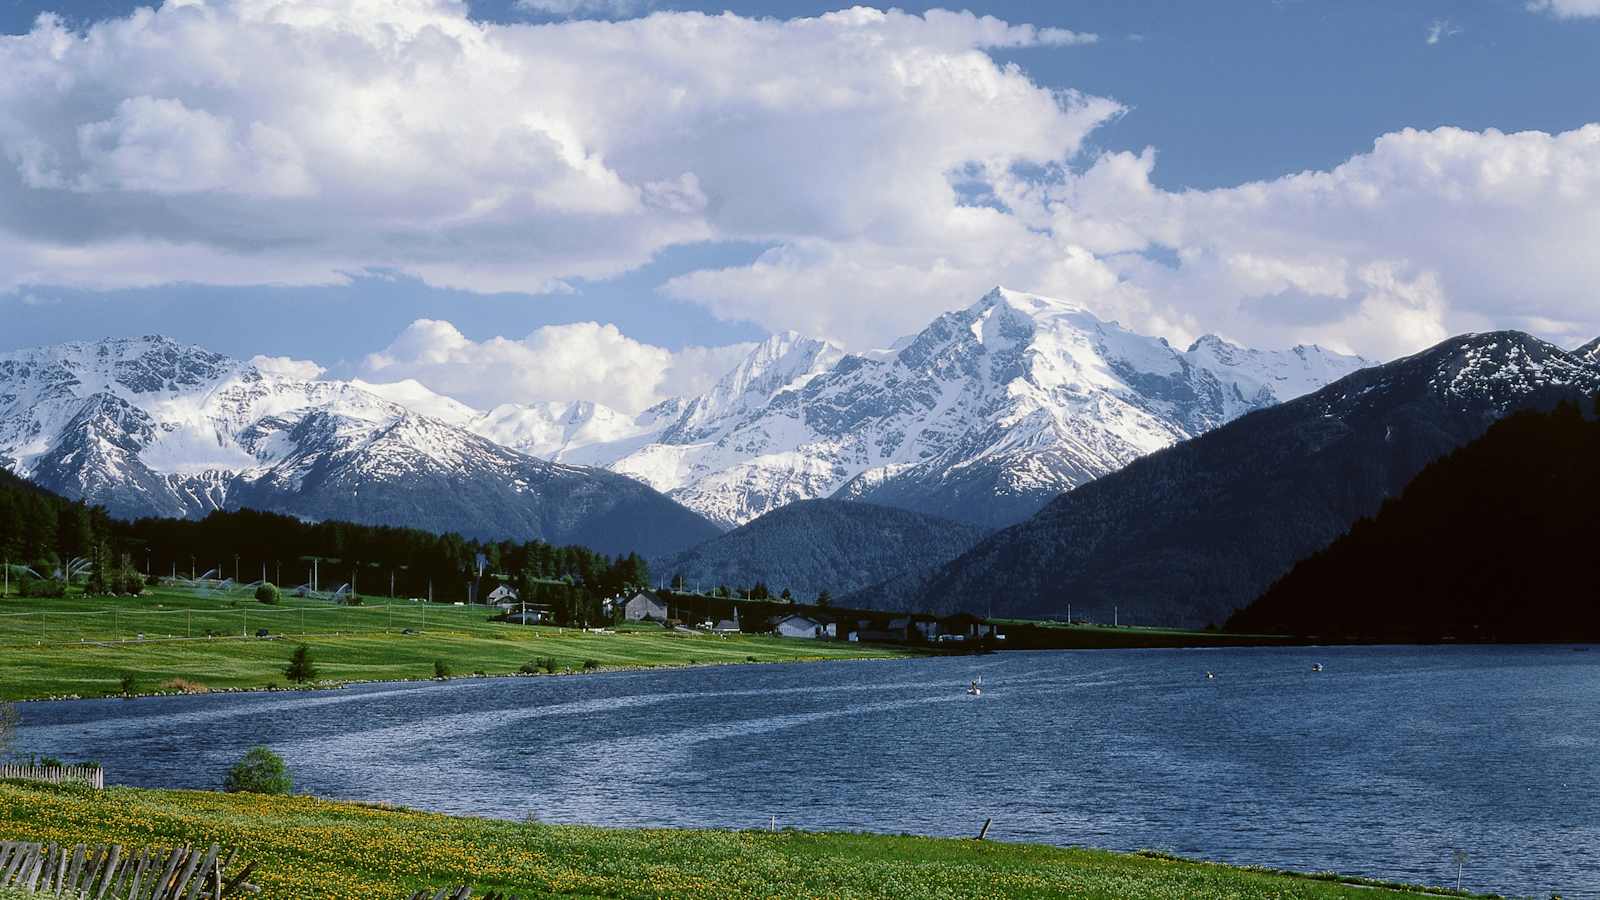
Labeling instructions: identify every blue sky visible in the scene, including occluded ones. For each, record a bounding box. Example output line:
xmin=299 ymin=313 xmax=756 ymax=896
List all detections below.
xmin=2 ymin=0 xmax=1598 ymax=409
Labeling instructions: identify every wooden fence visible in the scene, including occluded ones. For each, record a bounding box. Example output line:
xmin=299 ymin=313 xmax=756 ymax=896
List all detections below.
xmin=0 ymin=764 xmax=104 ymax=790
xmin=0 ymin=840 xmax=257 ymax=898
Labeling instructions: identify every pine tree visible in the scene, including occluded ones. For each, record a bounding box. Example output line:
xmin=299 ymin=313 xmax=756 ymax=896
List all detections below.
xmin=284 ymin=644 xmax=318 ymax=684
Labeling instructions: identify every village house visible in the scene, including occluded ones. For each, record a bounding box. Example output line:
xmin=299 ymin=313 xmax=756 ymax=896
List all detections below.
xmin=937 ymin=612 xmax=1001 ymax=642
xmin=486 ymin=585 xmax=520 ymax=608
xmin=623 ymin=591 xmax=669 ymax=622
xmin=772 ymin=613 xmax=833 ymax=639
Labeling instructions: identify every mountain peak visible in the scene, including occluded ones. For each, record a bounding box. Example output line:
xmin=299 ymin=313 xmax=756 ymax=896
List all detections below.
xmin=972 ymin=286 xmax=1088 ymax=318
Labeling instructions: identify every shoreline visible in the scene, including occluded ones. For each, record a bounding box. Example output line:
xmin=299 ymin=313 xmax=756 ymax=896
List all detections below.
xmin=0 ymin=781 xmax=1493 ymax=899
xmin=6 ymin=641 xmax=924 ymax=704
xmin=11 ymin=633 xmax=1595 ymax=705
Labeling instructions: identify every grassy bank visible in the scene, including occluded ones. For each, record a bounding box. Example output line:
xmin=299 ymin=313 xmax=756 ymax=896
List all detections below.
xmin=0 ymin=588 xmax=915 ymax=702
xmin=0 ymin=781 xmax=1476 ymax=900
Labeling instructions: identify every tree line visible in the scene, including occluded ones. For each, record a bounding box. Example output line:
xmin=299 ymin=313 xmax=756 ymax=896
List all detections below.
xmin=0 ymin=470 xmax=651 ymax=622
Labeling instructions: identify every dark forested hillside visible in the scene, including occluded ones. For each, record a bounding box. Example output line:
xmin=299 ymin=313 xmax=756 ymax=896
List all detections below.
xmin=1228 ymin=403 xmax=1600 ymax=641
xmin=858 ymin=331 xmax=1600 ymax=627
xmin=2 ymin=473 xmax=650 ymax=612
xmin=652 ymin=499 xmax=987 ymax=600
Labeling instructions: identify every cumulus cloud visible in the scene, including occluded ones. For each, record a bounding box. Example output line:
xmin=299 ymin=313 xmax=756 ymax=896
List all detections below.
xmin=250 ymin=354 xmax=327 ymax=379
xmin=1527 ymin=0 xmax=1600 ymax=18
xmin=361 ymin=319 xmax=751 ymax=413
xmin=6 ymin=0 xmax=1598 ymax=364
xmin=0 ymin=1 xmax=1110 ymax=299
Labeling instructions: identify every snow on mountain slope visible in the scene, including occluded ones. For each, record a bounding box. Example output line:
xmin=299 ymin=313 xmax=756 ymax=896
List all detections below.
xmin=0 ymin=336 xmax=719 ymax=555
xmin=349 ymin=378 xmax=479 ymax=426
xmin=588 ymin=288 xmax=1371 ymax=528
xmin=0 ymin=292 xmax=1368 ymax=540
xmin=470 ymin=399 xmax=675 ymax=465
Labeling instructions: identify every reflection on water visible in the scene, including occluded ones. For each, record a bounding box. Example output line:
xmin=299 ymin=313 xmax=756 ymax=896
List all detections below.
xmin=15 ymin=646 xmax=1600 ymax=897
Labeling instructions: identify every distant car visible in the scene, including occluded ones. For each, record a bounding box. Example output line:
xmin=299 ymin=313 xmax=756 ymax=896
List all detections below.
xmin=255 ymin=628 xmax=270 ymax=638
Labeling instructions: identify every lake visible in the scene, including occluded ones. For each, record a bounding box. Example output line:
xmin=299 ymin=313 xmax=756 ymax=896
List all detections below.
xmin=12 ymin=645 xmax=1599 ymax=897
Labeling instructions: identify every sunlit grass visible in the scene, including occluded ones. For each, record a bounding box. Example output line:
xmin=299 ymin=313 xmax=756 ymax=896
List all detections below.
xmin=0 ymin=587 xmax=914 ymax=701
xmin=0 ymin=781 xmax=1475 ymax=900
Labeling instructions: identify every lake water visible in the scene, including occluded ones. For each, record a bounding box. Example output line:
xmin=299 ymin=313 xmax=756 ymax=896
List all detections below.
xmin=11 ymin=646 xmax=1600 ymax=897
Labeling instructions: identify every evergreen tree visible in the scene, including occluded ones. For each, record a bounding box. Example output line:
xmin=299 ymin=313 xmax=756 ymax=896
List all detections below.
xmin=284 ymin=645 xmax=318 ymax=683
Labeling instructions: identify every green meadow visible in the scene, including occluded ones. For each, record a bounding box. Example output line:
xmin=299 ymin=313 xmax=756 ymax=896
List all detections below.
xmin=0 ymin=586 xmax=913 ymax=701
xmin=0 ymin=781 xmax=1480 ymax=900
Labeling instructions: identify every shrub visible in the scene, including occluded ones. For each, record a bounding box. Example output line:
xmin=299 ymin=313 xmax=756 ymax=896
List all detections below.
xmin=582 ymin=659 xmax=599 ymax=671
xmin=162 ymin=678 xmax=210 ymax=694
xmin=223 ymin=746 xmax=292 ymax=795
xmin=255 ymin=583 xmax=281 ymax=604
xmin=118 ymin=673 xmax=138 ymax=695
xmin=518 ymin=660 xmax=539 ymax=675
xmin=433 ymin=659 xmax=451 ymax=679
xmin=343 ymin=594 xmax=363 ymax=607
xmin=17 ymin=577 xmax=66 ymax=598
xmin=284 ymin=645 xmax=317 ymax=684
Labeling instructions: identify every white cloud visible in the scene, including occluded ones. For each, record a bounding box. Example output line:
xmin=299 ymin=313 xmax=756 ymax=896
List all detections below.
xmin=1425 ymin=19 xmax=1460 ymax=44
xmin=1527 ymin=0 xmax=1600 ymax=18
xmin=361 ymin=319 xmax=750 ymax=413
xmin=0 ymin=2 xmax=1110 ymax=299
xmin=672 ymin=124 xmax=1600 ymax=359
xmin=250 ymin=354 xmax=327 ymax=379
xmin=1050 ymin=125 xmax=1600 ymax=357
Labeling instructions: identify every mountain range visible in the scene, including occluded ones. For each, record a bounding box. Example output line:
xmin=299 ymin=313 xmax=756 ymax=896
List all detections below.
xmin=0 ymin=288 xmax=1367 ymax=558
xmin=854 ymin=330 xmax=1600 ymax=628
xmin=465 ymin=287 xmax=1369 ymax=529
xmin=0 ymin=338 xmax=717 ymax=557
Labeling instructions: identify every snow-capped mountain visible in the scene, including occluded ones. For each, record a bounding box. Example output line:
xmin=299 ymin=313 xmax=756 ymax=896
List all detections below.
xmin=509 ymin=288 xmax=1368 ymax=529
xmin=0 ymin=337 xmax=719 ymax=556
xmin=0 ymin=289 xmax=1372 ymax=540
xmin=859 ymin=328 xmax=1600 ymax=627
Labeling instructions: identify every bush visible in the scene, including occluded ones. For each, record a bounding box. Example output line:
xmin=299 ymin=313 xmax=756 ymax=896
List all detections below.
xmin=255 ymin=583 xmax=281 ymax=604
xmin=17 ymin=577 xmax=66 ymax=598
xmin=223 ymin=746 xmax=292 ymax=795
xmin=343 ymin=594 xmax=363 ymax=607
xmin=433 ymin=659 xmax=451 ymax=679
xmin=118 ymin=673 xmax=137 ymax=695
xmin=582 ymin=659 xmax=599 ymax=671
xmin=284 ymin=645 xmax=317 ymax=683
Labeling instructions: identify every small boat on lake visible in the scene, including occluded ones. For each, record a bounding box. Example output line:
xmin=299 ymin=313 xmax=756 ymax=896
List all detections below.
xmin=967 ymin=677 xmax=982 ymax=696
xmin=1311 ymin=663 xmax=1324 ymax=672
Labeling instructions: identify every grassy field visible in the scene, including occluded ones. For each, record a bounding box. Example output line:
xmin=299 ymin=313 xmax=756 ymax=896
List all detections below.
xmin=0 ymin=587 xmax=914 ymax=702
xmin=0 ymin=781 xmax=1478 ymax=900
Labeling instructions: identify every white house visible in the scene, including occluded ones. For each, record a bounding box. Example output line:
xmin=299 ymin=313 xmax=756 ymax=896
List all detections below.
xmin=773 ymin=614 xmax=833 ymax=639
xmin=624 ymin=591 xmax=669 ymax=622
xmin=487 ymin=585 xmax=520 ymax=606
